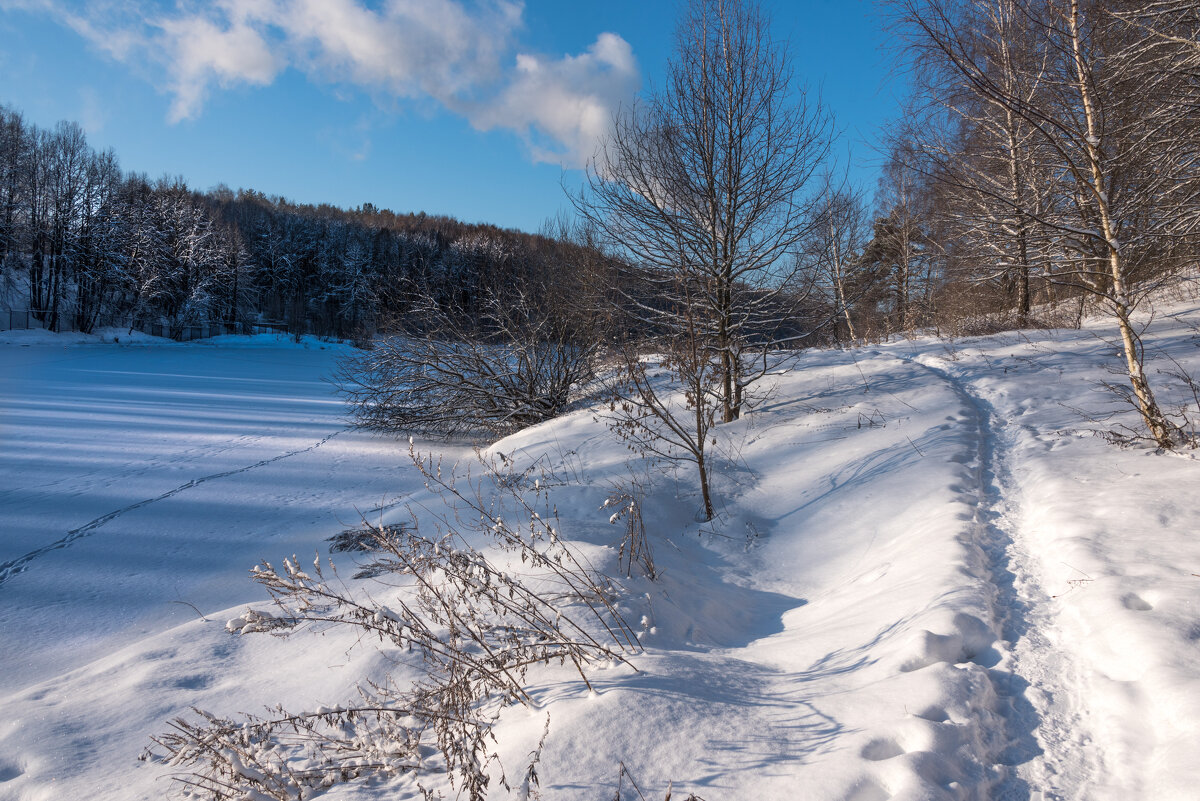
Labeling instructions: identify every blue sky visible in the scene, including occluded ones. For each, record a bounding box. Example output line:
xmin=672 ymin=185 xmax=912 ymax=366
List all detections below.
xmin=0 ymin=0 xmax=902 ymax=233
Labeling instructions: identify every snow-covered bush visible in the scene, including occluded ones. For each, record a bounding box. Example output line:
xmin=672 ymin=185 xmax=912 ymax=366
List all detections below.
xmin=336 ymin=287 xmax=599 ymax=439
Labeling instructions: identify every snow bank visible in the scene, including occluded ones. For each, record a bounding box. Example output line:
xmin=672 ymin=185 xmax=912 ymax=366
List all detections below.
xmin=0 ymin=328 xmax=104 ymax=345
xmin=0 ymin=326 xmax=350 ymax=349
xmin=2 ymin=302 xmax=1199 ymax=800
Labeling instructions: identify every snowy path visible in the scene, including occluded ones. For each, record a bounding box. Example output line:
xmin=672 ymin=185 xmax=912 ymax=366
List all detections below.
xmin=909 ymin=355 xmax=1100 ymax=800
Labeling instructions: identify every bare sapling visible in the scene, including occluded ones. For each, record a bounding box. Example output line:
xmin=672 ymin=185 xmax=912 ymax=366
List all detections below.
xmin=607 ymin=280 xmax=721 ymax=521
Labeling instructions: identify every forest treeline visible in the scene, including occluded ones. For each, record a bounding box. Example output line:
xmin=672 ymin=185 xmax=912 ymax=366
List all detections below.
xmin=0 ymin=104 xmax=605 ymax=340
xmin=866 ymin=1 xmax=1200 ymax=338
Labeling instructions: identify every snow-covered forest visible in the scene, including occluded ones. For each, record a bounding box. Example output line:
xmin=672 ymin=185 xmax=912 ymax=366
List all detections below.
xmin=0 ymin=107 xmax=604 ymax=342
xmin=3 ymin=1 xmax=1200 ymax=800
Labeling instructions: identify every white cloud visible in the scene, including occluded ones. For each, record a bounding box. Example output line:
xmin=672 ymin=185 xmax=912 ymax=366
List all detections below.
xmin=467 ymin=32 xmax=639 ymax=165
xmin=11 ymin=0 xmax=638 ymax=166
xmin=158 ymin=13 xmax=281 ymax=122
xmin=0 ymin=0 xmax=146 ymax=61
xmin=269 ymin=0 xmax=520 ymax=102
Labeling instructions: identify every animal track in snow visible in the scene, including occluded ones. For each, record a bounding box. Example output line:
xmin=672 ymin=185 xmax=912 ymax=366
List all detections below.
xmin=0 ymin=428 xmax=347 ymax=587
xmin=913 ymin=705 xmax=949 ymax=723
xmin=896 ymin=613 xmax=998 ymax=673
xmin=861 ymin=737 xmax=905 ymax=761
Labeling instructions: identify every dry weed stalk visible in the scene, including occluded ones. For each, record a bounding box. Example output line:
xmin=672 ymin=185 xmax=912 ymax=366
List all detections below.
xmin=612 ymin=762 xmax=708 ymax=801
xmin=602 ymin=480 xmax=656 ymax=580
xmin=147 ymin=443 xmax=640 ymax=801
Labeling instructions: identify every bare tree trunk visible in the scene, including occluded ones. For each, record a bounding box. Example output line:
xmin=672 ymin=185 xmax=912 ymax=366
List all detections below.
xmin=1067 ymin=0 xmax=1178 ymax=447
xmin=1004 ymin=110 xmax=1032 ymax=325
xmin=829 ymin=222 xmax=859 ymax=341
xmin=695 ymin=413 xmax=716 ymax=520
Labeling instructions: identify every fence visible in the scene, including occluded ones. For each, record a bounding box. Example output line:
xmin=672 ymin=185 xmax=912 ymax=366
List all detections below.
xmin=3 ymin=309 xmax=39 ymax=332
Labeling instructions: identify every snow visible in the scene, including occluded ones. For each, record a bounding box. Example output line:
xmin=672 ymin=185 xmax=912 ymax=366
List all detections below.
xmin=2 ymin=307 xmax=1199 ymax=801
xmin=0 ymin=334 xmax=471 ymax=698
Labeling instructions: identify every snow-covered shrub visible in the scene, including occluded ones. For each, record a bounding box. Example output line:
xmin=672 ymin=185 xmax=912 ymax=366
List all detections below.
xmin=336 ymin=287 xmax=599 ymax=439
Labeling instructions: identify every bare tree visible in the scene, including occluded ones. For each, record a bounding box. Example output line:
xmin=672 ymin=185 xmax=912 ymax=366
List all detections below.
xmin=907 ymin=0 xmax=1051 ymax=326
xmin=575 ymin=0 xmax=832 ymax=424
xmin=862 ymin=152 xmax=942 ymax=336
xmin=890 ymin=0 xmax=1055 ymax=327
xmin=801 ymin=174 xmax=872 ymax=342
xmin=890 ymin=0 xmax=1200 ymax=447
xmin=0 ymin=106 xmax=30 ymax=277
xmin=608 ymin=270 xmax=722 ymax=521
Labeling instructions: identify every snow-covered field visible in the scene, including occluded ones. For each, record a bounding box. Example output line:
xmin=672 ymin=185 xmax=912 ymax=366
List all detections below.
xmin=2 ymin=305 xmax=1199 ymax=801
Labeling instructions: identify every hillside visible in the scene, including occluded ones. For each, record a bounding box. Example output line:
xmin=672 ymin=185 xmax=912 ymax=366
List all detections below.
xmin=1 ymin=297 xmax=1199 ymax=801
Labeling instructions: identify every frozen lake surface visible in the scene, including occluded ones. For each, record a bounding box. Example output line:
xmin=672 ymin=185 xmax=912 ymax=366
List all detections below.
xmin=0 ymin=336 xmax=464 ymax=696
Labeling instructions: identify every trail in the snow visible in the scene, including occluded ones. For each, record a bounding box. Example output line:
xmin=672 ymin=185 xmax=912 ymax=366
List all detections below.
xmin=909 ymin=356 xmax=1099 ymax=801
xmin=0 ymin=431 xmax=273 ymax=504
xmin=0 ymin=427 xmax=349 ymax=587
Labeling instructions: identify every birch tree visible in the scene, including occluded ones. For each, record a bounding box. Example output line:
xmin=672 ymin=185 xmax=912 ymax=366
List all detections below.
xmin=891 ymin=0 xmax=1200 ymax=447
xmin=803 ymin=178 xmax=871 ymax=342
xmin=931 ymin=0 xmax=1051 ymax=322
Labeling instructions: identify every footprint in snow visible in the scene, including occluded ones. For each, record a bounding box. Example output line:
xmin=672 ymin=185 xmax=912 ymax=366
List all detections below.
xmin=1121 ymin=593 xmax=1153 ymax=611
xmin=861 ymin=737 xmax=905 ymax=761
